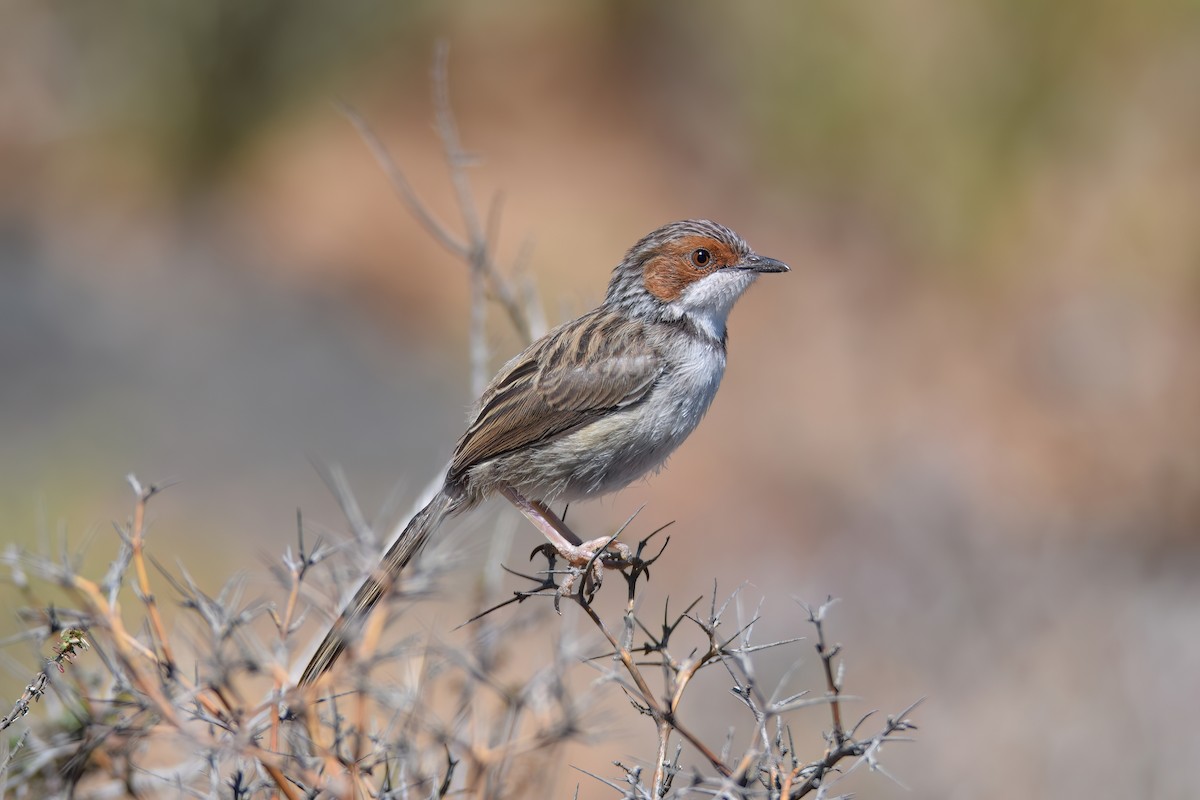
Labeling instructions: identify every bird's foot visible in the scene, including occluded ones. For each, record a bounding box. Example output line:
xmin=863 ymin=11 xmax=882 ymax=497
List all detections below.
xmin=555 ymin=536 xmax=637 ymax=598
xmin=501 ymin=487 xmax=644 ymax=600
xmin=562 ymin=536 xmax=634 ymax=569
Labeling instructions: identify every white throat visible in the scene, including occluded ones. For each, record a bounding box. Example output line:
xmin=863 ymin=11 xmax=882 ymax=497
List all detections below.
xmin=664 ymin=269 xmax=759 ymax=342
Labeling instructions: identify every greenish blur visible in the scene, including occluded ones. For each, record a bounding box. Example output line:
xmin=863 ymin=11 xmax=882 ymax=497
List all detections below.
xmin=24 ymin=1 xmax=428 ymax=187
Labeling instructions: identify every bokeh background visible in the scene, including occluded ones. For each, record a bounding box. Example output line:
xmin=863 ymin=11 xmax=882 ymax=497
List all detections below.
xmin=3 ymin=1 xmax=1199 ymax=797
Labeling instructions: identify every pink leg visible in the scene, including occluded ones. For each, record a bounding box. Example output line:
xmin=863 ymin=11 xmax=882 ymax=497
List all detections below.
xmin=498 ymin=485 xmax=631 ymax=566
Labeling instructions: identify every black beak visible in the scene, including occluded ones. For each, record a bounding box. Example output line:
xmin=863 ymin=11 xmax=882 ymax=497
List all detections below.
xmin=743 ymin=254 xmax=790 ymax=273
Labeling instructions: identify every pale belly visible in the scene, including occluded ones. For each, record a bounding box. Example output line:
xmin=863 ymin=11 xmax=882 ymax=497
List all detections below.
xmin=470 ymin=339 xmax=726 ymax=503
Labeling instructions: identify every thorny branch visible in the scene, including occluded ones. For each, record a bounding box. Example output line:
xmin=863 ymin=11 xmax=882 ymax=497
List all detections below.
xmin=0 ymin=389 xmax=917 ymax=800
xmin=0 ymin=628 xmax=90 ymax=732
xmin=468 ymin=540 xmax=920 ymax=799
xmin=2 ymin=480 xmax=311 ymax=799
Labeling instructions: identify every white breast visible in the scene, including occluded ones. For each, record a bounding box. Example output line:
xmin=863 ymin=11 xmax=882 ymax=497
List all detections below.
xmin=550 ymin=333 xmax=726 ymax=500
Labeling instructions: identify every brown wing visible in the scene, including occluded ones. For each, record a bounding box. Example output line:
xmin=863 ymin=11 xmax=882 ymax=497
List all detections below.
xmin=448 ymin=310 xmax=661 ymax=484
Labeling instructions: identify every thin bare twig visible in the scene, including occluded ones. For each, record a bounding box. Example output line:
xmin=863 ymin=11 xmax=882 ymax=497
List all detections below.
xmin=124 ymin=475 xmax=179 ymax=679
xmin=338 ymin=41 xmax=539 ymax=391
xmin=800 ymin=597 xmax=846 ymax=747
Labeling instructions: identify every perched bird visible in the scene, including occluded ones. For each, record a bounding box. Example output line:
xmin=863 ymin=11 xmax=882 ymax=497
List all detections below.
xmin=299 ymin=219 xmax=788 ymax=685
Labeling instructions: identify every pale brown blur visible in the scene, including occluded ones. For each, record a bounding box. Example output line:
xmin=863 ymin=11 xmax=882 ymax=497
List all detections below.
xmin=2 ymin=2 xmax=1197 ymax=797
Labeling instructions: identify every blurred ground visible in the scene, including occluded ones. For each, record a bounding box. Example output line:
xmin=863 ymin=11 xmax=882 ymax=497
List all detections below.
xmin=2 ymin=1 xmax=1198 ymax=797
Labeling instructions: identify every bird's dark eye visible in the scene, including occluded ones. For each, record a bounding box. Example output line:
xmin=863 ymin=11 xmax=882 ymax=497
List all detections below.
xmin=691 ymin=248 xmax=712 ymax=268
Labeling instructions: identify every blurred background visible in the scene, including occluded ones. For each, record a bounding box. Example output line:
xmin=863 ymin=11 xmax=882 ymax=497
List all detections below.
xmin=2 ymin=1 xmax=1198 ymax=797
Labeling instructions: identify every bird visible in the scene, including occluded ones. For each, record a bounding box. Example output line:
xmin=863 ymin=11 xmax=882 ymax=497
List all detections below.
xmin=298 ymin=219 xmax=788 ymax=685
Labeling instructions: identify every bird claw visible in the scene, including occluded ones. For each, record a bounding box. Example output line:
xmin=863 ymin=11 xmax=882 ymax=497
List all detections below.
xmin=566 ymin=536 xmax=637 ymax=589
xmin=531 ymin=536 xmax=639 ymax=605
xmin=530 ymin=542 xmax=560 ymax=563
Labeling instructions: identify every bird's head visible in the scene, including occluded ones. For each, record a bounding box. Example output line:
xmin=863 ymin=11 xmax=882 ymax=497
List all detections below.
xmin=606 ymin=219 xmax=789 ymax=342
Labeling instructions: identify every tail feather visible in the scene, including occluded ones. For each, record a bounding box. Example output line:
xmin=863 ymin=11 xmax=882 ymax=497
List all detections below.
xmin=299 ymin=490 xmax=455 ymax=685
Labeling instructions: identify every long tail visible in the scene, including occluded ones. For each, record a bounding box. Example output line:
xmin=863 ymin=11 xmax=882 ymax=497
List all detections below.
xmin=299 ymin=490 xmax=456 ymax=685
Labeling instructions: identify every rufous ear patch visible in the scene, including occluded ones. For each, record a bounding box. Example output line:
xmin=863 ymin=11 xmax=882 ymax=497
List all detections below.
xmin=642 ymin=236 xmax=736 ymax=302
